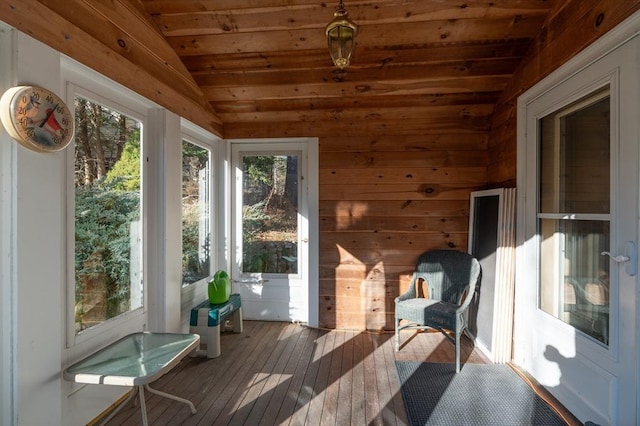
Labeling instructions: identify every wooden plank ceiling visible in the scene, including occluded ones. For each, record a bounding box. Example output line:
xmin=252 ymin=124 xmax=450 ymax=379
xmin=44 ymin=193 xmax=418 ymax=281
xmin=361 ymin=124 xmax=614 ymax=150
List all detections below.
xmin=140 ymin=0 xmax=558 ymax=135
xmin=0 ymin=0 xmax=559 ymax=136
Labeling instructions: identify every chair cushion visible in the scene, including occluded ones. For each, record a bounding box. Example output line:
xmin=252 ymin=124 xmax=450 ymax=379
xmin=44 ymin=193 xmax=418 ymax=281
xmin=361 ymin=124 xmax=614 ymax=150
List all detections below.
xmin=396 ymin=298 xmax=459 ymax=331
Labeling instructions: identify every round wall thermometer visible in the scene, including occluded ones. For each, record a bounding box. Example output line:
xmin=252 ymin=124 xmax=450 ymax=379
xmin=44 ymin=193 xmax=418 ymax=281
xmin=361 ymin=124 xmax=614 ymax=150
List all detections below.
xmin=0 ymin=85 xmax=74 ymax=152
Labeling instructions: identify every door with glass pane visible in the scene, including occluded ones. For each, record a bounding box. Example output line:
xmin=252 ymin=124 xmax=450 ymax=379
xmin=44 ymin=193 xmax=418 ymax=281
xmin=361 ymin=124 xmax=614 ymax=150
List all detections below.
xmin=520 ymin=39 xmax=637 ymax=425
xmin=231 ymin=141 xmax=309 ymax=322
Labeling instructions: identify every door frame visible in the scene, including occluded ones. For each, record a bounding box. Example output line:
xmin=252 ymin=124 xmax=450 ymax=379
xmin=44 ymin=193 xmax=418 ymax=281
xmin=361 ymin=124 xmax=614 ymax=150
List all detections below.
xmin=515 ymin=12 xmax=640 ymax=425
xmin=226 ymin=137 xmax=319 ymax=326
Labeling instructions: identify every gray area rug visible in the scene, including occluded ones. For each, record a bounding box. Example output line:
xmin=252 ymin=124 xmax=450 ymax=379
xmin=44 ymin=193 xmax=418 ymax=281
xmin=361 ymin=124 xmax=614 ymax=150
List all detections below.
xmin=395 ymin=361 xmax=567 ymax=426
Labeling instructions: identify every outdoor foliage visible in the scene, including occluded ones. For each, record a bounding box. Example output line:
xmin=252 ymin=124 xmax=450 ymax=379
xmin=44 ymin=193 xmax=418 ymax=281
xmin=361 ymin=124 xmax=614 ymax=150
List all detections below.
xmin=242 ymin=155 xmax=298 ymax=273
xmin=105 ymin=135 xmax=140 ymax=191
xmin=182 ymin=214 xmax=210 ymax=284
xmin=75 ymin=182 xmax=139 ymax=321
xmin=181 ymin=141 xmax=211 ymax=285
xmin=242 ymin=201 xmax=269 ymax=244
xmin=74 ymin=98 xmax=140 ymax=332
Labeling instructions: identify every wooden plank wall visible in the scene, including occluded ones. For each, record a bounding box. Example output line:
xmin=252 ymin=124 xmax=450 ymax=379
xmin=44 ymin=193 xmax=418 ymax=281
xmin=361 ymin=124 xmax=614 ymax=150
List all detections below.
xmin=12 ymin=0 xmax=640 ymax=333
xmin=487 ymin=0 xmax=640 ymax=187
xmin=227 ymin=1 xmax=640 ymax=331
xmin=225 ymin=123 xmax=489 ymax=330
xmin=316 ymin=134 xmax=487 ymax=330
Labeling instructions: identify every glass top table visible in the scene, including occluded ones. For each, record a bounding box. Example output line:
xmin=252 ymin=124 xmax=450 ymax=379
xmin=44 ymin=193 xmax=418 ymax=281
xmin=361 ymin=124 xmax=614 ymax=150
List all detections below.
xmin=64 ymin=332 xmax=200 ymax=425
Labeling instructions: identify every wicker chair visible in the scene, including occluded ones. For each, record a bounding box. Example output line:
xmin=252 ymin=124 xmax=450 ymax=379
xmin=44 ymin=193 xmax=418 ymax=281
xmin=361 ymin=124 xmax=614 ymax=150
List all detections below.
xmin=395 ymin=249 xmax=481 ymax=372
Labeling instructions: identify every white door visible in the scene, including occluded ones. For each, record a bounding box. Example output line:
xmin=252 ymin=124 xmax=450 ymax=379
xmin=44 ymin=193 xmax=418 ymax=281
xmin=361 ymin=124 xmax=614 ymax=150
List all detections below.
xmin=517 ymin=37 xmax=638 ymax=425
xmin=231 ymin=140 xmax=310 ymax=322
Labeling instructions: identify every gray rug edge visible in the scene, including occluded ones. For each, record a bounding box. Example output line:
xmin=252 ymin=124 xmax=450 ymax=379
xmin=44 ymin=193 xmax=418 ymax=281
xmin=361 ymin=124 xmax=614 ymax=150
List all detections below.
xmin=395 ymin=361 xmax=568 ymax=426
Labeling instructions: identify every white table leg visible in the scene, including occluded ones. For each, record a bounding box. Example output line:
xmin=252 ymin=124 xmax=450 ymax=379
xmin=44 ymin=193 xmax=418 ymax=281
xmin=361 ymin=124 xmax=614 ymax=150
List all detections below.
xmin=99 ymin=386 xmax=138 ymax=426
xmin=145 ymin=384 xmax=197 ymax=414
xmin=138 ymin=385 xmax=148 ymax=426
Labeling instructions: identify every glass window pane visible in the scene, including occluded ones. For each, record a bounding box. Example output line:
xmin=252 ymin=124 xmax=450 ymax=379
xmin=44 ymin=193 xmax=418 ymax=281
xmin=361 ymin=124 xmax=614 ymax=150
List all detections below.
xmin=538 ymin=88 xmax=610 ymax=345
xmin=242 ymin=154 xmax=298 ymax=274
xmin=74 ymin=97 xmax=142 ymax=334
xmin=539 ymin=92 xmax=610 ymax=214
xmin=540 ymin=219 xmax=609 ymax=344
xmin=182 ymin=140 xmax=211 ymax=286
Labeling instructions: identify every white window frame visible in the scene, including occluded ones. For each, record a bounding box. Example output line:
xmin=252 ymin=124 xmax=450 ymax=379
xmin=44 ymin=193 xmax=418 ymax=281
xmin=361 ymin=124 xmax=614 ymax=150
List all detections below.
xmin=0 ymin=22 xmax=17 ymax=426
xmin=62 ymin=58 xmax=156 ymax=360
xmin=180 ymin=120 xmax=222 ymax=323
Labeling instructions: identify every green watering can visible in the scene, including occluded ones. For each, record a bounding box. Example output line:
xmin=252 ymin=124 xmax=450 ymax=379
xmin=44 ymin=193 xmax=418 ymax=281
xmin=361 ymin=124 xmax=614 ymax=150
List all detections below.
xmin=208 ymin=270 xmax=231 ymax=304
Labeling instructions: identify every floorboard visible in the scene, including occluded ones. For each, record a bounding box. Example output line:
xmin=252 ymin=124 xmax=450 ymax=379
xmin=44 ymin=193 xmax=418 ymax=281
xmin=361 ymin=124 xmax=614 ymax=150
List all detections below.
xmin=99 ymin=321 xmax=580 ymax=426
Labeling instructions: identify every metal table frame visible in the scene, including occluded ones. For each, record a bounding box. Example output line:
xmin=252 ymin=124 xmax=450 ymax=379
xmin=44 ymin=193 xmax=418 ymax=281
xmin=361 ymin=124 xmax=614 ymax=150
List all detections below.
xmin=63 ymin=332 xmax=200 ymax=425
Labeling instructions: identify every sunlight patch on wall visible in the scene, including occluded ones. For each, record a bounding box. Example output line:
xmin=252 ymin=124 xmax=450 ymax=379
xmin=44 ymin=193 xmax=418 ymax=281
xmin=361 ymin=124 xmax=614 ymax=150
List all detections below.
xmin=334 ymin=201 xmax=369 ymax=231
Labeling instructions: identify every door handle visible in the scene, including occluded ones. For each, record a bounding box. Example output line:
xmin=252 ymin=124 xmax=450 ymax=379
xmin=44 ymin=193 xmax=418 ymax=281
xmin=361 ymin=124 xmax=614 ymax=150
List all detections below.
xmin=601 ymin=251 xmax=629 ymax=263
xmin=601 ymin=241 xmax=636 ymax=276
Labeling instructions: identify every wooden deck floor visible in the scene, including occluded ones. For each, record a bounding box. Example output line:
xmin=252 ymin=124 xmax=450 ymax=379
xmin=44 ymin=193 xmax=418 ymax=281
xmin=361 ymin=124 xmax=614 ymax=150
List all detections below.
xmin=101 ymin=321 xmax=574 ymax=426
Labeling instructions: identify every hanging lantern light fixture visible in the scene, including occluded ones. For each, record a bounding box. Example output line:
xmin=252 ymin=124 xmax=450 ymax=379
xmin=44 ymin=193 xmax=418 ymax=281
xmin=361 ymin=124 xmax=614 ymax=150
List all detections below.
xmin=325 ymin=0 xmax=358 ymax=69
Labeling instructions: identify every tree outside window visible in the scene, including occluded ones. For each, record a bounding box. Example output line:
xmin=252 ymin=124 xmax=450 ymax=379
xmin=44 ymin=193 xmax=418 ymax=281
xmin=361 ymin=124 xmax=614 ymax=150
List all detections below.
xmin=182 ymin=140 xmax=211 ymax=286
xmin=74 ymin=97 xmax=142 ymax=333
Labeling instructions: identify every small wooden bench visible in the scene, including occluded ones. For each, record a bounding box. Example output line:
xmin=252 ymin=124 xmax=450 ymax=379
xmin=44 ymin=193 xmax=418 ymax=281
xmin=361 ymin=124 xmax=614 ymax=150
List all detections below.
xmin=189 ymin=293 xmax=243 ymax=358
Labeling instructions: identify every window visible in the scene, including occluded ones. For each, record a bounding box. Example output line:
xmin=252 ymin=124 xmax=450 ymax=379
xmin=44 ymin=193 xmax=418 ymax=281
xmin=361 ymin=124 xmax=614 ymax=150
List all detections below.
xmin=538 ymin=89 xmax=610 ymax=344
xmin=181 ymin=139 xmax=212 ymax=286
xmin=241 ymin=154 xmax=299 ymax=274
xmin=73 ymin=95 xmax=144 ymax=335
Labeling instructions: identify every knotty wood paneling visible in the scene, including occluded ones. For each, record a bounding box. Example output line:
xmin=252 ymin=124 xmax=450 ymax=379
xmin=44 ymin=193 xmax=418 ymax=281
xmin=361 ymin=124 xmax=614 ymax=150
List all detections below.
xmin=317 ymin=132 xmax=486 ymax=330
xmin=487 ymin=0 xmax=640 ymax=187
xmin=215 ymin=93 xmax=502 ymax=116
xmin=12 ymin=0 xmax=629 ymax=333
xmin=0 ymin=0 xmax=222 ymax=135
xmin=147 ymin=0 xmax=557 ymax=156
xmin=183 ymin=42 xmax=530 ymax=75
xmin=224 ymin=118 xmax=492 ymax=138
xmin=225 ymin=128 xmax=486 ymax=331
xmin=147 ymin=0 xmax=553 ymax=37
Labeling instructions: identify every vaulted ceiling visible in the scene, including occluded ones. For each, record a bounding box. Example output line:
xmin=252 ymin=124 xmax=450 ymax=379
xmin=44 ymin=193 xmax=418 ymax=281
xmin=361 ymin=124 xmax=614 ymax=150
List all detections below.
xmin=139 ymin=0 xmax=558 ymax=136
xmin=138 ymin=0 xmax=556 ymax=136
xmin=1 ymin=0 xmax=560 ymax=137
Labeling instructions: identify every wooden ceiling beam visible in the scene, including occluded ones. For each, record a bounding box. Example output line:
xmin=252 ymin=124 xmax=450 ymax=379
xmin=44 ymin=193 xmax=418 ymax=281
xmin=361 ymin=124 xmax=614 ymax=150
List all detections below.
xmin=55 ymin=0 xmax=202 ymax=95
xmin=203 ymin=75 xmax=512 ymax=102
xmin=193 ymin=57 xmax=522 ymax=87
xmin=223 ymin=116 xmax=491 ymax=138
xmin=181 ymin=40 xmax=532 ymax=73
xmin=38 ymin=0 xmax=212 ymax=109
xmin=142 ymin=0 xmax=553 ymax=18
xmin=168 ymin=16 xmax=547 ymax=56
xmin=2 ymin=0 xmax=563 ymax=140
xmin=212 ymin=92 xmax=502 ymax=114
xmin=217 ymin=103 xmax=494 ymax=124
xmin=148 ymin=0 xmax=552 ymax=37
